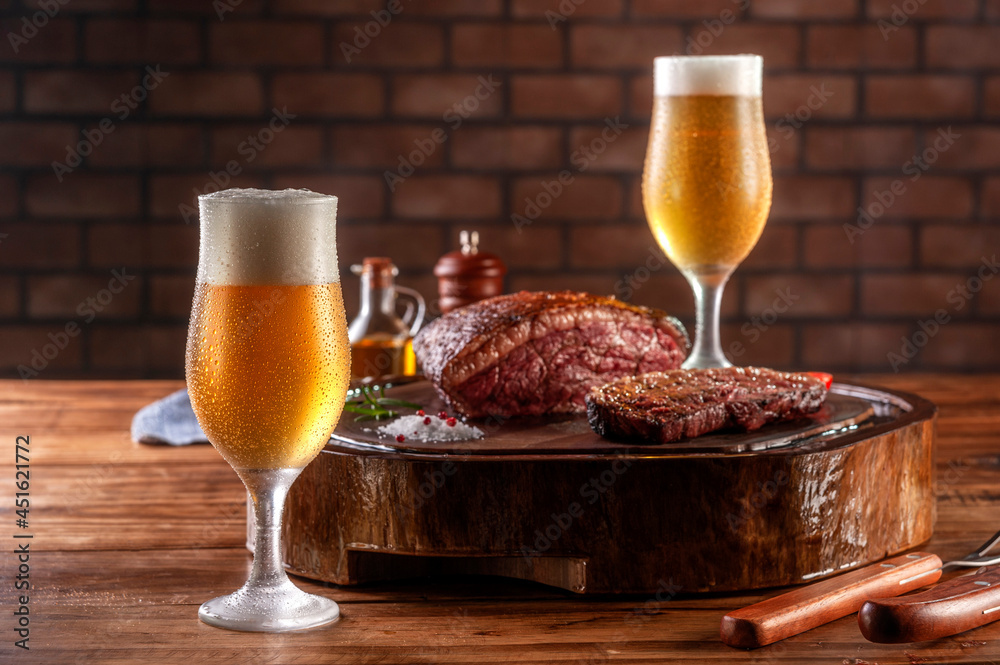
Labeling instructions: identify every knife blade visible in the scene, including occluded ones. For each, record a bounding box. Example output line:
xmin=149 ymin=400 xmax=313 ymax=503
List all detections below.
xmin=859 ymin=566 xmax=1000 ymax=643
xmin=721 ymin=552 xmax=942 ymax=649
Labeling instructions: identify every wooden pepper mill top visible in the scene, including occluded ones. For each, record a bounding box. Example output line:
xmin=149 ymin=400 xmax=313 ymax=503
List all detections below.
xmin=433 ymin=231 xmax=506 ymax=314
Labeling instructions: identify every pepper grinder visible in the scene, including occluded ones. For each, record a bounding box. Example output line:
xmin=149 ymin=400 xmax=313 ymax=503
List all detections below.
xmin=433 ymin=231 xmax=506 ymax=314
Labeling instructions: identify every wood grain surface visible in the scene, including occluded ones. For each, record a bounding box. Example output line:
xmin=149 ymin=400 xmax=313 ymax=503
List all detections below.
xmin=0 ymin=375 xmax=999 ymax=664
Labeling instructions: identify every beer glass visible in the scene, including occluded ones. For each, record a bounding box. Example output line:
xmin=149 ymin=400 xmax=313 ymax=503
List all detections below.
xmin=185 ymin=188 xmax=351 ymax=631
xmin=642 ymin=55 xmax=772 ymax=368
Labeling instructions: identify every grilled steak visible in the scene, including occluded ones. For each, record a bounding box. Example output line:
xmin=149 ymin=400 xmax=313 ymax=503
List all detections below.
xmin=412 ymin=291 xmax=689 ymax=417
xmin=586 ymin=367 xmax=828 ymax=444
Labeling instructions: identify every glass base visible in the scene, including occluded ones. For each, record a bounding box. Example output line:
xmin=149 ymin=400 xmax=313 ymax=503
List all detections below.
xmin=198 ymin=579 xmax=340 ymax=632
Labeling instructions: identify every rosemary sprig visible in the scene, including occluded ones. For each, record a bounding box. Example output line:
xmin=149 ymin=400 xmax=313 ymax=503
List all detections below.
xmin=344 ymin=385 xmax=422 ymax=422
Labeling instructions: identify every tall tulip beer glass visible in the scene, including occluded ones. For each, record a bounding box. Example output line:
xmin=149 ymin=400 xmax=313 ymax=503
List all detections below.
xmin=642 ymin=55 xmax=773 ymax=368
xmin=186 ymin=189 xmax=351 ymax=631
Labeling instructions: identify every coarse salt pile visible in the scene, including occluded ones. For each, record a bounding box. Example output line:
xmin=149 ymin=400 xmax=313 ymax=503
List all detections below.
xmin=377 ymin=411 xmax=484 ymax=443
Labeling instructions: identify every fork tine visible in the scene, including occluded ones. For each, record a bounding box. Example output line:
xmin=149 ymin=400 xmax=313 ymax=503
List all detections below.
xmin=972 ymin=528 xmax=1000 ymax=559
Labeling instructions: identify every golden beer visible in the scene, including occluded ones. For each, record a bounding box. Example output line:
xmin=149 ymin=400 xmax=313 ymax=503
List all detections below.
xmin=185 ymin=282 xmax=350 ymax=470
xmin=643 ymin=94 xmax=772 ymax=273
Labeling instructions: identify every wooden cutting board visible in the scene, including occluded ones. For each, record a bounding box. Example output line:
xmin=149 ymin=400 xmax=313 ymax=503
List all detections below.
xmin=279 ymin=381 xmax=936 ymax=594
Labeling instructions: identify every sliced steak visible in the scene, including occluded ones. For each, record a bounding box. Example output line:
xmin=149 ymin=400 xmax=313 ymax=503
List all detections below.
xmin=412 ymin=291 xmax=689 ymax=418
xmin=586 ymin=367 xmax=828 ymax=444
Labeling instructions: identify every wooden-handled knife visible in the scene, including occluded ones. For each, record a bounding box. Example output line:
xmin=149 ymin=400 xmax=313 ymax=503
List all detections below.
xmin=721 ymin=552 xmax=943 ymax=649
xmin=859 ymin=566 xmax=1000 ymax=643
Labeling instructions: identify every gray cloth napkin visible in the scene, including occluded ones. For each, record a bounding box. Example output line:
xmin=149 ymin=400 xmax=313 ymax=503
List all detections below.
xmin=131 ymin=389 xmax=208 ymax=445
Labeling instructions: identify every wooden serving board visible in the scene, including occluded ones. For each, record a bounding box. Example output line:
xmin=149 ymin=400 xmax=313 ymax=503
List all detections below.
xmin=279 ymin=381 xmax=936 ymax=594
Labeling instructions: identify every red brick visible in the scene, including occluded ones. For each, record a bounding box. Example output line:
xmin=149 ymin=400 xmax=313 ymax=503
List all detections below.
xmin=211 ymin=21 xmax=323 ymax=66
xmin=85 ymin=19 xmax=200 ymax=64
xmin=629 ymin=75 xmax=654 ymax=121
xmin=920 ymin=326 xmax=1000 ymax=370
xmin=804 ymin=127 xmax=915 ymax=170
xmin=335 ymin=22 xmax=444 ymax=67
xmin=1 ymin=222 xmax=80 ymax=268
xmin=210 ymin=125 xmax=324 ymax=169
xmin=721 ymin=323 xmax=795 ymax=370
xmin=28 ymin=273 xmax=141 ymax=319
xmin=508 ymin=273 xmax=622 ymax=299
xmin=567 ymin=123 xmax=645 ymax=172
xmin=26 ymin=174 xmax=140 ymax=218
xmin=90 ymin=325 xmax=186 ymax=374
xmin=867 ymin=0 xmax=978 ymax=18
xmin=630 ymin=0 xmax=738 ymax=17
xmin=801 ymin=323 xmax=913 ymax=369
xmin=87 ymin=124 xmax=204 ymax=167
xmin=919 ymin=127 xmax=1000 ymax=170
xmin=806 ymin=26 xmax=916 ymax=69
xmin=920 ymin=225 xmax=1000 ymax=268
xmin=146 ymin=225 xmax=199 ymax=268
xmin=0 ymin=71 xmax=14 ymax=112
xmin=803 ymin=223 xmax=912 ymax=269
xmin=88 ymin=223 xmax=199 ymax=269
xmin=0 ymin=17 xmax=75 ymax=62
xmin=0 ymin=276 xmax=19 ymax=317
xmin=865 ymin=76 xmax=975 ymax=119
xmin=147 ymin=0 xmax=262 ymax=12
xmin=514 ymin=0 xmax=622 ymax=18
xmin=88 ymin=223 xmax=140 ymax=268
xmin=751 ymin=0 xmax=858 ymax=18
xmin=570 ymin=25 xmax=682 ymax=68
xmin=770 ymin=176 xmax=856 ymax=221
xmin=393 ymin=74 xmax=503 ymax=119
xmin=687 ymin=26 xmax=801 ymax=68
xmin=862 ymin=274 xmax=962 ymax=317
xmin=338 ymin=222 xmax=445 ymax=270
xmin=150 ymin=274 xmax=196 ymax=318
xmin=512 ymin=75 xmax=621 ymax=119
xmin=148 ymin=173 xmax=265 ymax=221
xmin=569 ymin=223 xmax=661 ymax=268
xmin=331 ymin=123 xmax=445 ymax=169
xmin=629 ymin=273 xmax=739 ymax=319
xmin=746 ymin=274 xmax=853 ymax=317
xmin=270 ymin=0 xmax=380 ymax=15
xmin=25 ymin=0 xmax=134 ymax=9
xmin=742 ymin=224 xmax=798 ymax=270
xmin=764 ymin=75 xmax=857 ymax=120
xmin=927 ymin=27 xmax=1000 ymax=69
xmin=273 ymin=73 xmax=383 ymax=117
xmin=989 ymin=0 xmax=1000 ymax=19
xmin=986 ymin=78 xmax=1000 ymax=118
xmin=0 ymin=177 xmax=15 ymax=219
xmin=452 ymin=126 xmax=563 ymax=170
xmin=0 ymin=326 xmax=83 ymax=373
xmin=393 ymin=175 xmax=500 ymax=219
xmin=511 ymin=174 xmax=621 ymax=221
xmin=25 ymin=71 xmax=138 ymax=114
xmin=767 ymin=125 xmax=801 ymax=172
xmin=860 ymin=176 xmax=973 ymax=219
xmin=404 ymin=0 xmax=502 ymax=15
xmin=0 ymin=122 xmax=78 ymax=166
xmin=271 ymin=174 xmax=386 ymax=220
xmin=983 ymin=177 xmax=1000 ymax=218
xmin=457 ymin=225 xmax=563 ymax=269
xmin=980 ymin=273 xmax=1000 ymax=315
xmin=453 ymin=24 xmax=563 ymax=69
xmin=150 ymin=73 xmax=264 ymax=117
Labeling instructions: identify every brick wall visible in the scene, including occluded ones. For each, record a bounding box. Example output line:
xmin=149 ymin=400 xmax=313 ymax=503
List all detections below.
xmin=2 ymin=0 xmax=998 ymax=378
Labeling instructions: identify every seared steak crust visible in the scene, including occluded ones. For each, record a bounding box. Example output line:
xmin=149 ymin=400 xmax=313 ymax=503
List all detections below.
xmin=586 ymin=367 xmax=827 ymax=444
xmin=413 ymin=291 xmax=690 ymax=417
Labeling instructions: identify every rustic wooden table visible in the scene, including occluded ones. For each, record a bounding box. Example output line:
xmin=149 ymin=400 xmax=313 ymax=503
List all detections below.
xmin=1 ymin=376 xmax=998 ymax=664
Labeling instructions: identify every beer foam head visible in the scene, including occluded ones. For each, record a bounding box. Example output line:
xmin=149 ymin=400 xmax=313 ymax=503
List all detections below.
xmin=654 ymin=55 xmax=762 ymax=97
xmin=198 ymin=188 xmax=340 ymax=285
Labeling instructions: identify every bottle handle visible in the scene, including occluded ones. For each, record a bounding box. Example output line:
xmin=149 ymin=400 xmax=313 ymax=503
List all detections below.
xmin=395 ymin=286 xmax=426 ymax=336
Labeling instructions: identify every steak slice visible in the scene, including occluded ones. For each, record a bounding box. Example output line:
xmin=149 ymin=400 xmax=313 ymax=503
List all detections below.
xmin=412 ymin=291 xmax=689 ymax=418
xmin=586 ymin=367 xmax=828 ymax=444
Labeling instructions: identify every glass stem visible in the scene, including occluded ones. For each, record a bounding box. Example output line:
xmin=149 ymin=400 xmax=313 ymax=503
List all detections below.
xmin=683 ymin=269 xmax=733 ymax=369
xmin=240 ymin=468 xmax=302 ymax=590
